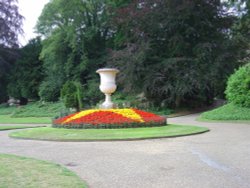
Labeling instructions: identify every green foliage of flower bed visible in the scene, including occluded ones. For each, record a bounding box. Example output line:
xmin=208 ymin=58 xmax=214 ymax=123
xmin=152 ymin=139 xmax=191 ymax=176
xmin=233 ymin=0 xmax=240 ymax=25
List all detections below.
xmin=200 ymin=103 xmax=250 ymax=121
xmin=9 ymin=125 xmax=209 ymax=141
xmin=0 ymin=154 xmax=87 ymax=188
xmin=52 ymin=121 xmax=166 ymax=129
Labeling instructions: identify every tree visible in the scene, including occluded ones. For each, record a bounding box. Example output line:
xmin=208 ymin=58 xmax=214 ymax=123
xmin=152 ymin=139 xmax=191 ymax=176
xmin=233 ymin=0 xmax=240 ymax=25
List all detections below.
xmin=61 ymin=81 xmax=84 ymax=111
xmin=36 ymin=0 xmax=112 ymax=102
xmin=230 ymin=0 xmax=250 ymax=62
xmin=109 ymin=0 xmax=243 ymax=107
xmin=33 ymin=0 xmax=247 ymax=109
xmin=7 ymin=38 xmax=44 ymax=100
xmin=0 ymin=0 xmax=23 ymax=103
xmin=0 ymin=46 xmax=19 ymax=103
xmin=0 ymin=0 xmax=23 ymax=48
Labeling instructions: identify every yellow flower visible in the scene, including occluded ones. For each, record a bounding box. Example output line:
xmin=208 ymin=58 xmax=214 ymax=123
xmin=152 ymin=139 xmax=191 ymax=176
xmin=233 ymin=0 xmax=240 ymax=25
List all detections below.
xmin=63 ymin=109 xmax=98 ymax=124
xmin=63 ymin=108 xmax=145 ymax=124
xmin=109 ymin=109 xmax=144 ymax=122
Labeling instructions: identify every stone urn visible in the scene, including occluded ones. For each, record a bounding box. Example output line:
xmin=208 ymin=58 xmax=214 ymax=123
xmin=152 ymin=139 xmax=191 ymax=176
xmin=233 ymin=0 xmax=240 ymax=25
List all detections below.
xmin=96 ymin=68 xmax=119 ymax=109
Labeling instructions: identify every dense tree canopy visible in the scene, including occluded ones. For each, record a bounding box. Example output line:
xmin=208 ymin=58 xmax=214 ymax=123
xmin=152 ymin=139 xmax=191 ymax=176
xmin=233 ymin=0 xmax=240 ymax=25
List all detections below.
xmin=109 ymin=0 xmax=244 ymax=107
xmin=0 ymin=46 xmax=19 ymax=103
xmin=228 ymin=0 xmax=250 ymax=59
xmin=0 ymin=0 xmax=23 ymax=103
xmin=34 ymin=0 xmax=248 ymax=107
xmin=7 ymin=38 xmax=43 ymax=100
xmin=1 ymin=0 xmax=249 ymax=110
xmin=0 ymin=0 xmax=23 ymax=47
xmin=36 ymin=0 xmax=112 ymax=102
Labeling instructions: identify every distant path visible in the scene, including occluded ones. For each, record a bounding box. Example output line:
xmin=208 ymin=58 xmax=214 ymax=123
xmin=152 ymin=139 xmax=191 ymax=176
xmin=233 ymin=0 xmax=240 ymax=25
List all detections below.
xmin=0 ymin=114 xmax=250 ymax=188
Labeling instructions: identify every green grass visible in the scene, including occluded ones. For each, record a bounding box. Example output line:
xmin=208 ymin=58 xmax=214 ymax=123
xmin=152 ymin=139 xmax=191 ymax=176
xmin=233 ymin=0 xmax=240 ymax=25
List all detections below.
xmin=0 ymin=105 xmax=16 ymax=115
xmin=200 ymin=103 xmax=250 ymax=122
xmin=0 ymin=153 xmax=87 ymax=188
xmin=9 ymin=124 xmax=209 ymax=141
xmin=0 ymin=115 xmax=51 ymax=124
xmin=0 ymin=102 xmax=64 ymax=124
xmin=11 ymin=102 xmax=65 ymax=118
xmin=0 ymin=102 xmax=65 ymax=117
xmin=0 ymin=126 xmax=40 ymax=131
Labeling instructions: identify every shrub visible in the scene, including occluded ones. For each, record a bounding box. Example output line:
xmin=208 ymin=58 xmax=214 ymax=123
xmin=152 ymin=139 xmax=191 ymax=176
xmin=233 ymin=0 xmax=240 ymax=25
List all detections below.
xmin=39 ymin=80 xmax=61 ymax=102
xmin=225 ymin=64 xmax=250 ymax=107
xmin=61 ymin=81 xmax=83 ymax=111
xmin=74 ymin=82 xmax=84 ymax=110
xmin=83 ymin=79 xmax=102 ymax=106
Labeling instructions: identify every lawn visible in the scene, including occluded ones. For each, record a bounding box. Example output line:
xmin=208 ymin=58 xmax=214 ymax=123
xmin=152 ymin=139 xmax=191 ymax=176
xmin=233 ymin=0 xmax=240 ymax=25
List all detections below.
xmin=11 ymin=102 xmax=65 ymax=118
xmin=0 ymin=125 xmax=41 ymax=131
xmin=0 ymin=102 xmax=64 ymax=124
xmin=0 ymin=106 xmax=16 ymax=115
xmin=9 ymin=124 xmax=209 ymax=141
xmin=0 ymin=115 xmax=51 ymax=124
xmin=199 ymin=103 xmax=250 ymax=122
xmin=0 ymin=154 xmax=87 ymax=188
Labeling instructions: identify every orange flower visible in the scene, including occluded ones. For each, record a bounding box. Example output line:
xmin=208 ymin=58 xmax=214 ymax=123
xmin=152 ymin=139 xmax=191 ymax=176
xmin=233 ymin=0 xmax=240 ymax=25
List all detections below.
xmin=53 ymin=108 xmax=166 ymax=129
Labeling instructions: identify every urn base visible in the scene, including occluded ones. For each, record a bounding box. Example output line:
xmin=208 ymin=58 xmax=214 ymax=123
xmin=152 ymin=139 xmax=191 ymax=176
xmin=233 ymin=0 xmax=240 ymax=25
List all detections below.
xmin=99 ymin=94 xmax=118 ymax=109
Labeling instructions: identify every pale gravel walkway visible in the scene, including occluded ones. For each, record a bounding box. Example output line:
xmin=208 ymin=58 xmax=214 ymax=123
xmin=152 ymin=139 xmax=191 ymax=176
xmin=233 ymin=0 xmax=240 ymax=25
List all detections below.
xmin=0 ymin=114 xmax=250 ymax=188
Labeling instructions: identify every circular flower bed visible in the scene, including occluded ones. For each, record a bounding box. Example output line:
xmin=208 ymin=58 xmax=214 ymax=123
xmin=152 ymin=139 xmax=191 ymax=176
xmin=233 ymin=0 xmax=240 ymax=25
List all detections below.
xmin=53 ymin=108 xmax=166 ymax=129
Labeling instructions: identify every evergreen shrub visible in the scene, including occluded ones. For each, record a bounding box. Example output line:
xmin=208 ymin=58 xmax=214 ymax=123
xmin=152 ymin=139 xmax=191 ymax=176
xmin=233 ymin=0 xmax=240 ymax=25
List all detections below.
xmin=225 ymin=64 xmax=250 ymax=107
xmin=61 ymin=81 xmax=83 ymax=110
xmin=39 ymin=80 xmax=61 ymax=102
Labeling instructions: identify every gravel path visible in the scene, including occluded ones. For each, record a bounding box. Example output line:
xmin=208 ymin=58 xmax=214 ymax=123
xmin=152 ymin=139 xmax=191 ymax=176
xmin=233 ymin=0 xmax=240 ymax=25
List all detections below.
xmin=0 ymin=114 xmax=250 ymax=188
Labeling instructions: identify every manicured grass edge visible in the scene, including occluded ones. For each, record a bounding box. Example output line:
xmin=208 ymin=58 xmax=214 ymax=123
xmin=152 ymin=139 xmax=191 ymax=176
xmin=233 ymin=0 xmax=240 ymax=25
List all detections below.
xmin=0 ymin=115 xmax=52 ymax=124
xmin=198 ymin=103 xmax=250 ymax=122
xmin=9 ymin=125 xmax=209 ymax=142
xmin=0 ymin=153 xmax=88 ymax=188
xmin=0 ymin=126 xmax=46 ymax=131
xmin=9 ymin=129 xmax=209 ymax=142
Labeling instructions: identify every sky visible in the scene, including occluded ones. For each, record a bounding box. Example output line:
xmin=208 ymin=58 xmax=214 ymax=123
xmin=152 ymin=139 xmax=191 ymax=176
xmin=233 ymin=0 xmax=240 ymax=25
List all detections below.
xmin=18 ymin=0 xmax=50 ymax=46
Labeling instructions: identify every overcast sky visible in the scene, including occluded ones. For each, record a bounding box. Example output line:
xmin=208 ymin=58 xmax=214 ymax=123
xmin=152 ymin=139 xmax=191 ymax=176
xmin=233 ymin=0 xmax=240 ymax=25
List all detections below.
xmin=18 ymin=0 xmax=50 ymax=46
